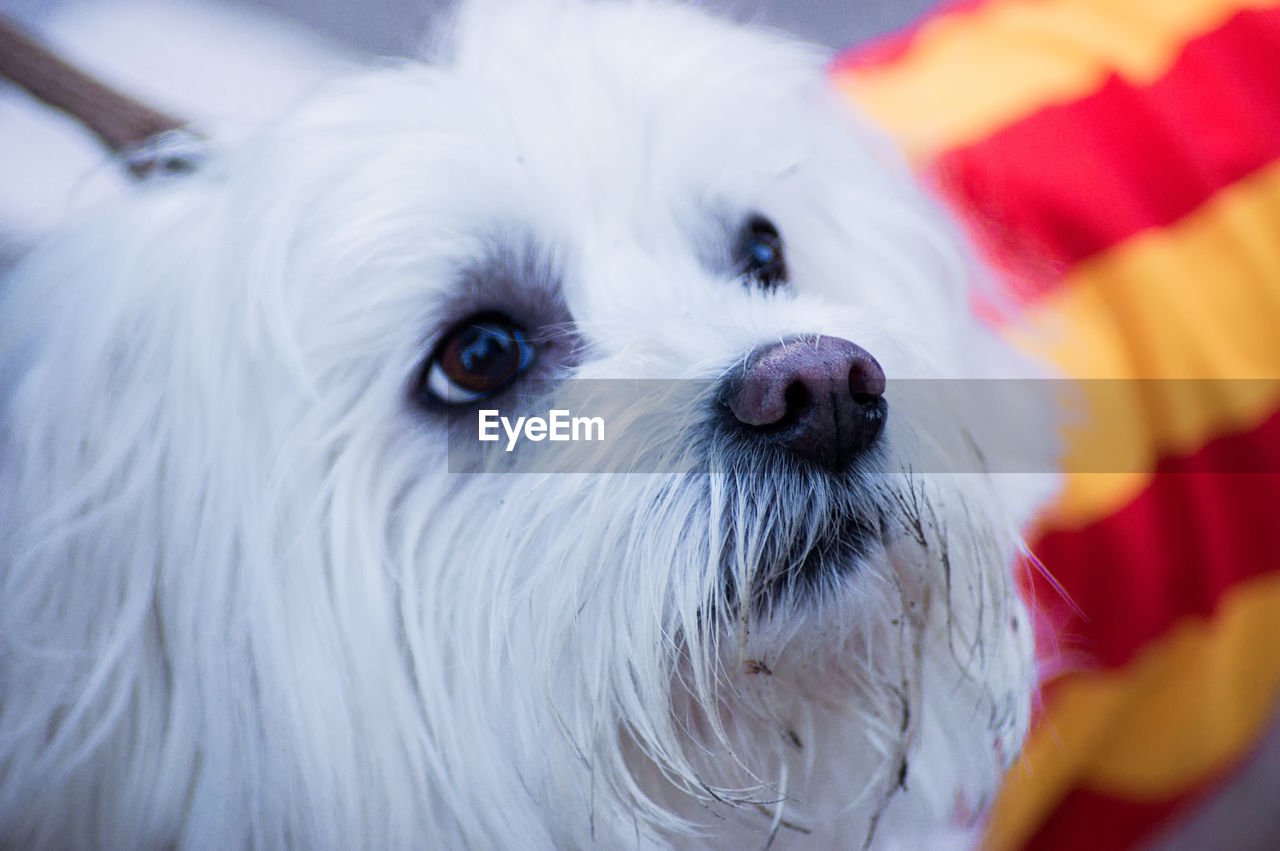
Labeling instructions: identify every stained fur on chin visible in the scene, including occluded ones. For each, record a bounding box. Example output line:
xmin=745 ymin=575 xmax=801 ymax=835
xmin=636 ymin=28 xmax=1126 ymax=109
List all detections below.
xmin=0 ymin=1 xmax=1040 ymax=847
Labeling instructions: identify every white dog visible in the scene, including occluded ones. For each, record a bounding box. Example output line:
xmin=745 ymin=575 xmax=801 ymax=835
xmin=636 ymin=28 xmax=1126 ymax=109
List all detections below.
xmin=0 ymin=1 xmax=1041 ymax=847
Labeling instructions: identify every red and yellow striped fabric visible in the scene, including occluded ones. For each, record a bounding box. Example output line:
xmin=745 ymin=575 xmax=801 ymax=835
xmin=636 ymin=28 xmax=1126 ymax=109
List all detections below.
xmin=833 ymin=1 xmax=1280 ymax=847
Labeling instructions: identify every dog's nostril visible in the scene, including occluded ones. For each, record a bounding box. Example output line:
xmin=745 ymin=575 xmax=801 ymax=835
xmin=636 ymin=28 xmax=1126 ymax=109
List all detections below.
xmin=848 ymin=354 xmax=887 ymax=401
xmin=726 ymin=336 xmax=887 ymax=470
xmin=778 ymin=381 xmax=812 ymax=428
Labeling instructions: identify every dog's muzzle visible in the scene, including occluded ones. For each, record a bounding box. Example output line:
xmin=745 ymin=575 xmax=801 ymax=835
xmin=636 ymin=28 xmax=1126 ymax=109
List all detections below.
xmin=723 ymin=336 xmax=887 ymax=471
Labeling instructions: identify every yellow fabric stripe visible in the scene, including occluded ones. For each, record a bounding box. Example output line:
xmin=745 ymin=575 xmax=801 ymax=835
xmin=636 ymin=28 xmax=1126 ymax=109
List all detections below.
xmin=987 ymin=572 xmax=1280 ymax=850
xmin=1006 ymin=160 xmax=1280 ymax=530
xmin=835 ymin=0 xmax=1277 ymax=159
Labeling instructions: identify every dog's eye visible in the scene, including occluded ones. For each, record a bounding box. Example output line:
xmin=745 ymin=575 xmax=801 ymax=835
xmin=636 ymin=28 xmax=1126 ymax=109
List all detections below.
xmin=419 ymin=314 xmax=536 ymax=405
xmin=736 ymin=215 xmax=788 ymax=288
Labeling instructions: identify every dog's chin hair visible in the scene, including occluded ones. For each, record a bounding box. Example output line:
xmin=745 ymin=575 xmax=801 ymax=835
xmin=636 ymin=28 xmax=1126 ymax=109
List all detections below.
xmin=371 ymin=443 xmax=1030 ymax=846
xmin=613 ymin=469 xmax=1028 ymax=846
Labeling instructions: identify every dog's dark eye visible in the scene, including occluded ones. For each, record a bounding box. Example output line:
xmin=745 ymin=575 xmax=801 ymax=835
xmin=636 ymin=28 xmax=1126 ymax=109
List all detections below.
xmin=736 ymin=215 xmax=787 ymax=288
xmin=419 ymin=313 xmax=536 ymax=405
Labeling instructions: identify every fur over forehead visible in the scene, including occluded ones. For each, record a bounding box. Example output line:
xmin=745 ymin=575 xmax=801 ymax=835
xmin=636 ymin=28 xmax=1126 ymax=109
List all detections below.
xmin=236 ymin=0 xmax=894 ymax=210
xmin=183 ymin=0 xmax=976 ymax=376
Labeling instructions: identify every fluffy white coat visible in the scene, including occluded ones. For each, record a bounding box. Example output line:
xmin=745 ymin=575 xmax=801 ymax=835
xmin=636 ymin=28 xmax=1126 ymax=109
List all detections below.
xmin=0 ymin=1 xmax=1041 ymax=847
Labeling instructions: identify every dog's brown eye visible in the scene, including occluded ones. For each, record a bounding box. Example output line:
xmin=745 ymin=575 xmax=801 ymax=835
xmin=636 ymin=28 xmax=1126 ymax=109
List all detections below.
xmin=419 ymin=314 xmax=536 ymax=405
xmin=737 ymin=215 xmax=787 ymax=288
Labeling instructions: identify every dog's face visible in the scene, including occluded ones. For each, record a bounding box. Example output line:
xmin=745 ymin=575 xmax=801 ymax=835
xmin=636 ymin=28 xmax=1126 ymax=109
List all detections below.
xmin=0 ymin=1 xmax=1036 ymax=847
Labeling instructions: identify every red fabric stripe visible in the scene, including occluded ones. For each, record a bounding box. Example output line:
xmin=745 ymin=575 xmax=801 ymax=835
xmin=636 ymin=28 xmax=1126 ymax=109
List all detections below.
xmin=1028 ymin=408 xmax=1280 ymax=670
xmin=828 ymin=0 xmax=989 ymax=73
xmin=927 ymin=7 xmax=1280 ymax=301
xmin=1025 ymin=785 xmax=1201 ymax=851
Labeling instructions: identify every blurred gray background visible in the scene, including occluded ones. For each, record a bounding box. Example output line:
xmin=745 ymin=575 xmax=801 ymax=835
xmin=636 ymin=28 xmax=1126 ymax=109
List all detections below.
xmin=7 ymin=0 xmax=945 ymax=54
xmin=245 ymin=0 xmax=944 ymax=54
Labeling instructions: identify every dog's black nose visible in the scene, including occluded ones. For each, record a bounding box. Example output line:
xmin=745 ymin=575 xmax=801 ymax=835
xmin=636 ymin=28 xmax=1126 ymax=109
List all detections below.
xmin=726 ymin=337 xmax=887 ymax=470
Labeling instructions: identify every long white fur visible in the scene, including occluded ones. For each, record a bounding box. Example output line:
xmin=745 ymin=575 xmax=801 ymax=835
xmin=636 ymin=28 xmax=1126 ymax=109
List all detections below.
xmin=0 ymin=1 xmax=1040 ymax=847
